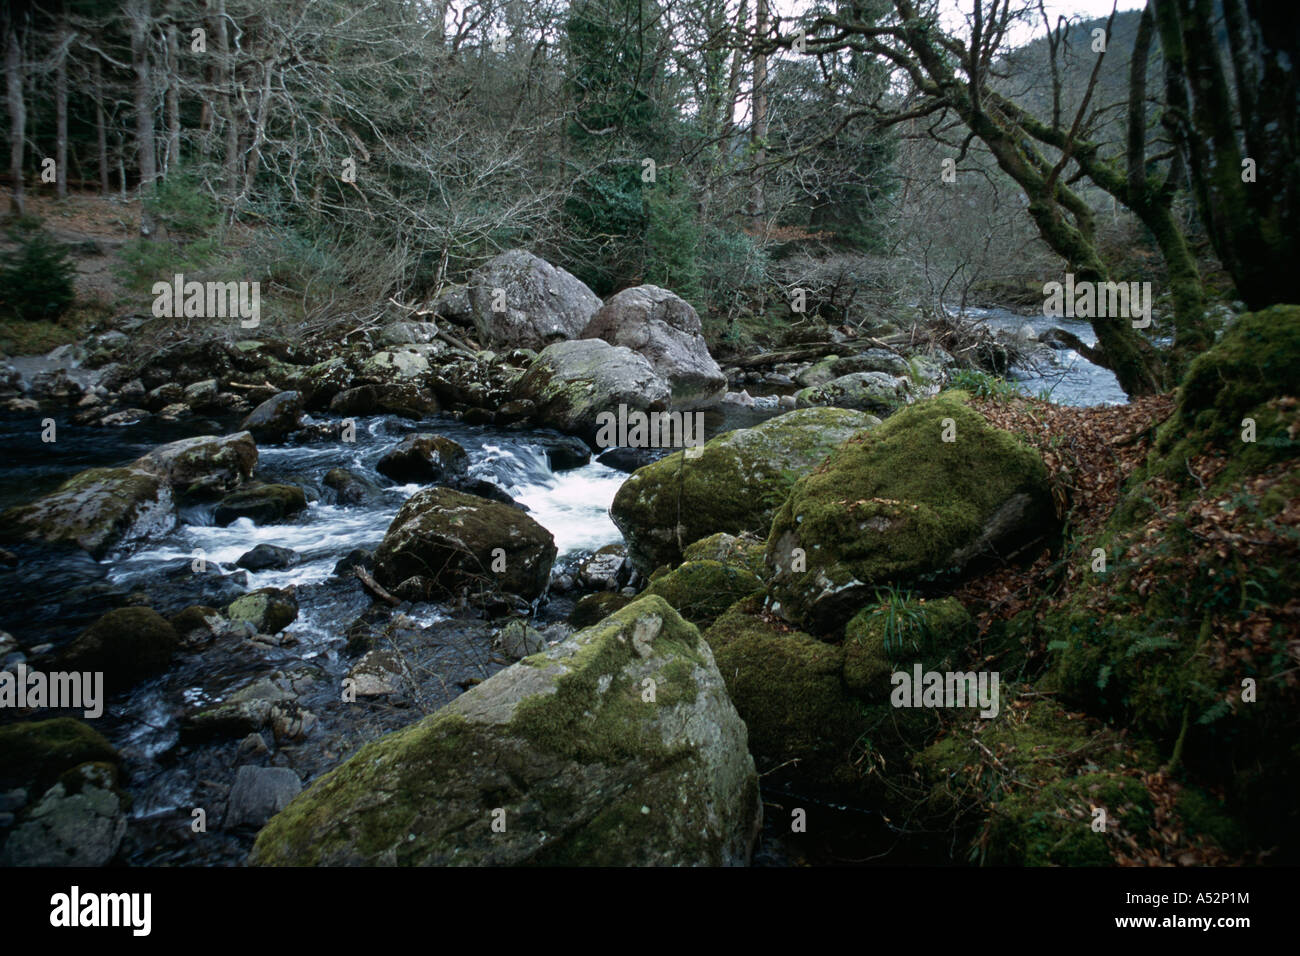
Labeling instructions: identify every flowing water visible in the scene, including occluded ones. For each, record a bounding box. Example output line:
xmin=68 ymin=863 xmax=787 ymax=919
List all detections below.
xmin=0 ymin=337 xmax=1120 ymax=866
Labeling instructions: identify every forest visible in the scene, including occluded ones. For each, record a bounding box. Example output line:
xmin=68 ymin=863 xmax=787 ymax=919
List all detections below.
xmin=0 ymin=0 xmax=1296 ymax=877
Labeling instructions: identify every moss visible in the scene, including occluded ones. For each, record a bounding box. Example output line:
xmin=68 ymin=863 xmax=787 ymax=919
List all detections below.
xmin=987 ymin=773 xmax=1152 ymax=866
xmin=509 ymin=596 xmax=706 ymax=764
xmin=1174 ymin=786 xmax=1245 ymax=854
xmin=914 ymin=700 xmax=1161 ymax=865
xmin=0 ymin=718 xmax=119 ymax=793
xmin=643 ymin=560 xmax=764 ymax=628
xmin=703 ymin=598 xmax=867 ymax=792
xmin=766 ymin=394 xmax=1053 ymax=632
xmin=61 ymin=606 xmax=178 ymax=692
xmin=842 ymin=596 xmax=974 ymax=697
xmin=610 ymin=407 xmax=879 ymax=572
xmin=569 ymin=591 xmax=632 ymax=629
xmin=681 ymin=532 xmax=767 ymax=576
xmin=1142 ymin=305 xmax=1300 ymax=486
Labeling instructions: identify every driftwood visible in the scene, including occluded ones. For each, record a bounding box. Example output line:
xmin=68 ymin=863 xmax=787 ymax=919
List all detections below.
xmin=727 ymin=336 xmax=908 ymax=370
xmin=386 ymin=296 xmax=479 ymax=358
xmin=355 ymin=567 xmax=400 ymax=606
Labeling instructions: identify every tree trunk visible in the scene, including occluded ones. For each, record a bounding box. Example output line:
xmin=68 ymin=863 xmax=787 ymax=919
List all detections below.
xmin=5 ymin=10 xmax=25 ymax=216
xmin=165 ymin=21 xmax=181 ymax=174
xmin=55 ymin=5 xmax=68 ymax=200
xmin=129 ymin=0 xmax=157 ymax=236
xmin=94 ymin=55 xmax=109 ymax=195
xmin=748 ymin=0 xmax=767 ymax=230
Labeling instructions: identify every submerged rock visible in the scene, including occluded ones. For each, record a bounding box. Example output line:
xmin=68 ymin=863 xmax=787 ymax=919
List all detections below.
xmin=214 ymin=483 xmax=307 ymax=526
xmin=60 ymin=607 xmax=178 ymax=693
xmin=226 ymin=588 xmax=299 ymax=635
xmin=236 ymin=544 xmax=300 ymax=571
xmin=0 ymin=763 xmax=125 ymax=867
xmin=224 ymin=766 xmax=302 ymax=829
xmin=249 ymin=595 xmax=761 ymax=865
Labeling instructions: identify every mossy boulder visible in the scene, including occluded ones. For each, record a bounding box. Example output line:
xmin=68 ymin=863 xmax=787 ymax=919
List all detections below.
xmin=373 ymin=487 xmax=557 ymax=605
xmin=214 ymin=482 xmax=307 ymax=526
xmin=250 ymin=595 xmax=761 ymax=865
xmin=570 ymin=591 xmax=633 ymax=628
xmin=702 ymin=597 xmax=866 ymax=793
xmin=226 ymin=588 xmax=299 ymax=634
xmin=841 ymin=596 xmax=975 ymax=697
xmin=681 ymin=532 xmax=767 ymax=577
xmin=643 ymin=560 xmax=764 ymax=628
xmin=59 ymin=607 xmax=178 ymax=692
xmin=375 ymin=433 xmax=468 ymax=484
xmin=0 ymin=465 xmax=174 ymax=559
xmin=0 ymin=719 xmax=119 ymax=794
xmin=611 ymin=407 xmax=880 ymax=574
xmin=140 ymin=431 xmax=258 ymax=499
xmin=1142 ymin=304 xmax=1300 ymax=484
xmin=766 ymin=395 xmax=1054 ymax=633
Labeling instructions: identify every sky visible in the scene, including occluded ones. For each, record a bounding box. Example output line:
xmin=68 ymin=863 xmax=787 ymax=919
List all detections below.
xmin=771 ymin=0 xmax=1150 ymax=49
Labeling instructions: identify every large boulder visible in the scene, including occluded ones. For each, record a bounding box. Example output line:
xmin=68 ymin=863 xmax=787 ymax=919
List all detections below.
xmin=249 ymin=596 xmax=761 ymax=866
xmin=581 ymin=285 xmax=726 ymax=409
xmin=766 ymin=395 xmax=1054 ymax=632
xmin=513 ymin=340 xmax=671 ymax=441
xmin=373 ymin=487 xmax=557 ymax=604
xmin=467 ymin=250 xmax=602 ymax=350
xmin=1 ymin=466 xmax=174 ymax=559
xmin=375 ymin=434 xmax=468 ymax=484
xmin=141 ymin=431 xmax=257 ymax=499
xmin=702 ymin=594 xmax=976 ymax=798
xmin=611 ymin=407 xmax=879 ymax=573
xmin=239 ymin=391 xmax=304 ymax=442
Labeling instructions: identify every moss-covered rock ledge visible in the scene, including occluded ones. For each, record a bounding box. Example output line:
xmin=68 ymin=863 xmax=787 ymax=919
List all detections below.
xmin=250 ymin=595 xmax=761 ymax=866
